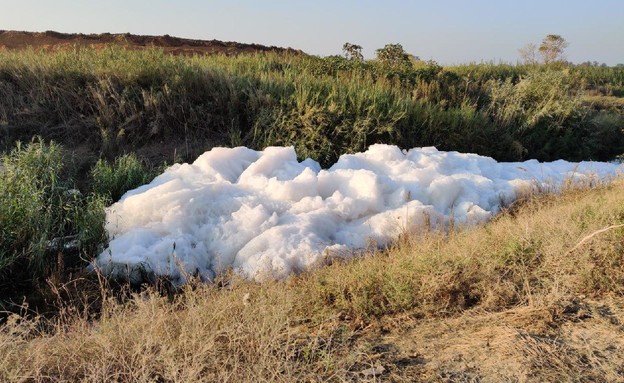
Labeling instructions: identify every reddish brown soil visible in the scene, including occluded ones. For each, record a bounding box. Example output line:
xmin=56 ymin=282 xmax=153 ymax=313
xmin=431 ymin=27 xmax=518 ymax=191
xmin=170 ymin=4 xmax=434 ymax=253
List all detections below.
xmin=0 ymin=30 xmax=303 ymax=56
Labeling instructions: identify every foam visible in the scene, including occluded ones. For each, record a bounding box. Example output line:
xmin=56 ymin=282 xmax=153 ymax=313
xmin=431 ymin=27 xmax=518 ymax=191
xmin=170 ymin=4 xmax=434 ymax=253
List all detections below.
xmin=94 ymin=145 xmax=621 ymax=283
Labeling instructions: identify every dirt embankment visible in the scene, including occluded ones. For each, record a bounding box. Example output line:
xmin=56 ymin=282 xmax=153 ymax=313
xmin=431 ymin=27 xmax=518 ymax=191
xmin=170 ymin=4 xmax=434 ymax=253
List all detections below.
xmin=0 ymin=30 xmax=304 ymax=56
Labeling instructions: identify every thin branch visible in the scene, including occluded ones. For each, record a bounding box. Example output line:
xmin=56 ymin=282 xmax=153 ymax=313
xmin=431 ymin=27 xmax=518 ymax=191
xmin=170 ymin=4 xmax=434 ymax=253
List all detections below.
xmin=566 ymin=224 xmax=624 ymax=254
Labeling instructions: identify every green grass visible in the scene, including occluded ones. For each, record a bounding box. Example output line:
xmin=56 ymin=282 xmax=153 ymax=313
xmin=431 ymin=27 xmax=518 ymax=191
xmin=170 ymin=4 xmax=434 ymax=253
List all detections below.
xmin=0 ymin=139 xmax=155 ymax=308
xmin=1 ymin=47 xmax=623 ymax=167
xmin=90 ymin=154 xmax=159 ymax=202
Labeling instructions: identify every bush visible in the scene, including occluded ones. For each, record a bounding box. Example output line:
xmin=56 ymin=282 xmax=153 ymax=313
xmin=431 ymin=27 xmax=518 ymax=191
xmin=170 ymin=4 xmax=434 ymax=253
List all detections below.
xmin=0 ymin=139 xmax=110 ymax=299
xmin=0 ymin=138 xmax=163 ymax=306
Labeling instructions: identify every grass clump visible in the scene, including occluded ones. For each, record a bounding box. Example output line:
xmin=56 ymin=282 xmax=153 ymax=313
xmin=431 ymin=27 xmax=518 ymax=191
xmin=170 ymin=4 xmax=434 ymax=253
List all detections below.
xmin=90 ymin=154 xmax=158 ymax=201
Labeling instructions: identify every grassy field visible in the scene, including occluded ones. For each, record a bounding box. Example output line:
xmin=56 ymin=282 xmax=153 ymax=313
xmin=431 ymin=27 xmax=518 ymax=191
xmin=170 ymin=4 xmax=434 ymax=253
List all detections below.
xmin=1 ymin=47 xmax=624 ymax=381
xmin=1 ymin=47 xmax=623 ymax=166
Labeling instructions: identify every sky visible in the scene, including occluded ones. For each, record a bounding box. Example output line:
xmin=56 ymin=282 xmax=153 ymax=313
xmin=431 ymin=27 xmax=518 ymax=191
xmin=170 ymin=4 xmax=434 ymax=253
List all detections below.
xmin=1 ymin=0 xmax=623 ymax=65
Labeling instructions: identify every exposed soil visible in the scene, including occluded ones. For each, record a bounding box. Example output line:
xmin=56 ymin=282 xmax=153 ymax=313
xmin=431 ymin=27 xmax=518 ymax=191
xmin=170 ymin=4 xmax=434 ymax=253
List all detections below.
xmin=0 ymin=30 xmax=304 ymax=56
xmin=342 ymin=296 xmax=624 ymax=381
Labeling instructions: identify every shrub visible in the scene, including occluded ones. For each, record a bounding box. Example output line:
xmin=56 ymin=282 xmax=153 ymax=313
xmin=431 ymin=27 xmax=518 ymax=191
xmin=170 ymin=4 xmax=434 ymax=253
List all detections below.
xmin=0 ymin=139 xmax=109 ymax=299
xmin=0 ymin=139 xmax=163 ymax=307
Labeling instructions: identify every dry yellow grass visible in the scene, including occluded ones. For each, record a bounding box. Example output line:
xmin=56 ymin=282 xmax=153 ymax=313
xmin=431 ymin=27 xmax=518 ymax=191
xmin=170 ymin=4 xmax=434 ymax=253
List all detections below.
xmin=1 ymin=180 xmax=624 ymax=382
xmin=582 ymin=95 xmax=624 ymax=112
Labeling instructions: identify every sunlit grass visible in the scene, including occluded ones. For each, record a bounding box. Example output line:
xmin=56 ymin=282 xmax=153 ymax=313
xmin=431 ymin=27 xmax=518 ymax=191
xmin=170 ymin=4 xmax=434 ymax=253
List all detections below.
xmin=1 ymin=47 xmax=622 ymax=166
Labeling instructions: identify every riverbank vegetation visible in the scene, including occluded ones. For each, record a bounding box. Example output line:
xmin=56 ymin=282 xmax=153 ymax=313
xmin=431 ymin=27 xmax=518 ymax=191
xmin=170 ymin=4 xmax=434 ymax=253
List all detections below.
xmin=1 ymin=46 xmax=623 ymax=167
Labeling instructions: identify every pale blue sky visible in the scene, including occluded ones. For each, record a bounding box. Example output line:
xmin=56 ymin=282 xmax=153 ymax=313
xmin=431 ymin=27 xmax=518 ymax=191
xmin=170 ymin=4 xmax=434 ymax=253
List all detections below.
xmin=1 ymin=0 xmax=623 ymax=65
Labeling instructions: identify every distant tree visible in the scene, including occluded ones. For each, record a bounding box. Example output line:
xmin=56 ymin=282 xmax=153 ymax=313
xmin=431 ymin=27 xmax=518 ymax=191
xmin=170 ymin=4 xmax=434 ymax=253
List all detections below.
xmin=342 ymin=42 xmax=364 ymax=62
xmin=407 ymin=53 xmax=421 ymax=64
xmin=375 ymin=43 xmax=412 ymax=68
xmin=538 ymin=35 xmax=568 ymax=64
xmin=579 ymin=60 xmax=604 ymax=67
xmin=518 ymin=43 xmax=538 ymax=65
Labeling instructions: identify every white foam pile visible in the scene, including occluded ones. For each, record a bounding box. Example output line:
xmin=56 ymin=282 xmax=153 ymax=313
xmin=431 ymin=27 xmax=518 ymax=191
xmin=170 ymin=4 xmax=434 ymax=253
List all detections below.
xmin=94 ymin=145 xmax=621 ymax=284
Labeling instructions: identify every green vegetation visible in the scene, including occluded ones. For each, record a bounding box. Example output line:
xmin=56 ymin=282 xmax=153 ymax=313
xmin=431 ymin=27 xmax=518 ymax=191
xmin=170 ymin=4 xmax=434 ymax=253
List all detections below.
xmin=90 ymin=154 xmax=158 ymax=202
xmin=0 ymin=139 xmax=155 ymax=308
xmin=1 ymin=46 xmax=623 ymax=168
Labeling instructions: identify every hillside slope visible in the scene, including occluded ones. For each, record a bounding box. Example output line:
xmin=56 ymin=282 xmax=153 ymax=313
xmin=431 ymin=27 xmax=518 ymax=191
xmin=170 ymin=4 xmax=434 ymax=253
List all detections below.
xmin=0 ymin=30 xmax=302 ymax=56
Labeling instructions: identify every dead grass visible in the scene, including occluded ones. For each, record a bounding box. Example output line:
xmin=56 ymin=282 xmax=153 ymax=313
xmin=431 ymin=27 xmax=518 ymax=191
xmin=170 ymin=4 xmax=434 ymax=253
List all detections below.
xmin=582 ymin=95 xmax=624 ymax=112
xmin=1 ymin=180 xmax=624 ymax=382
